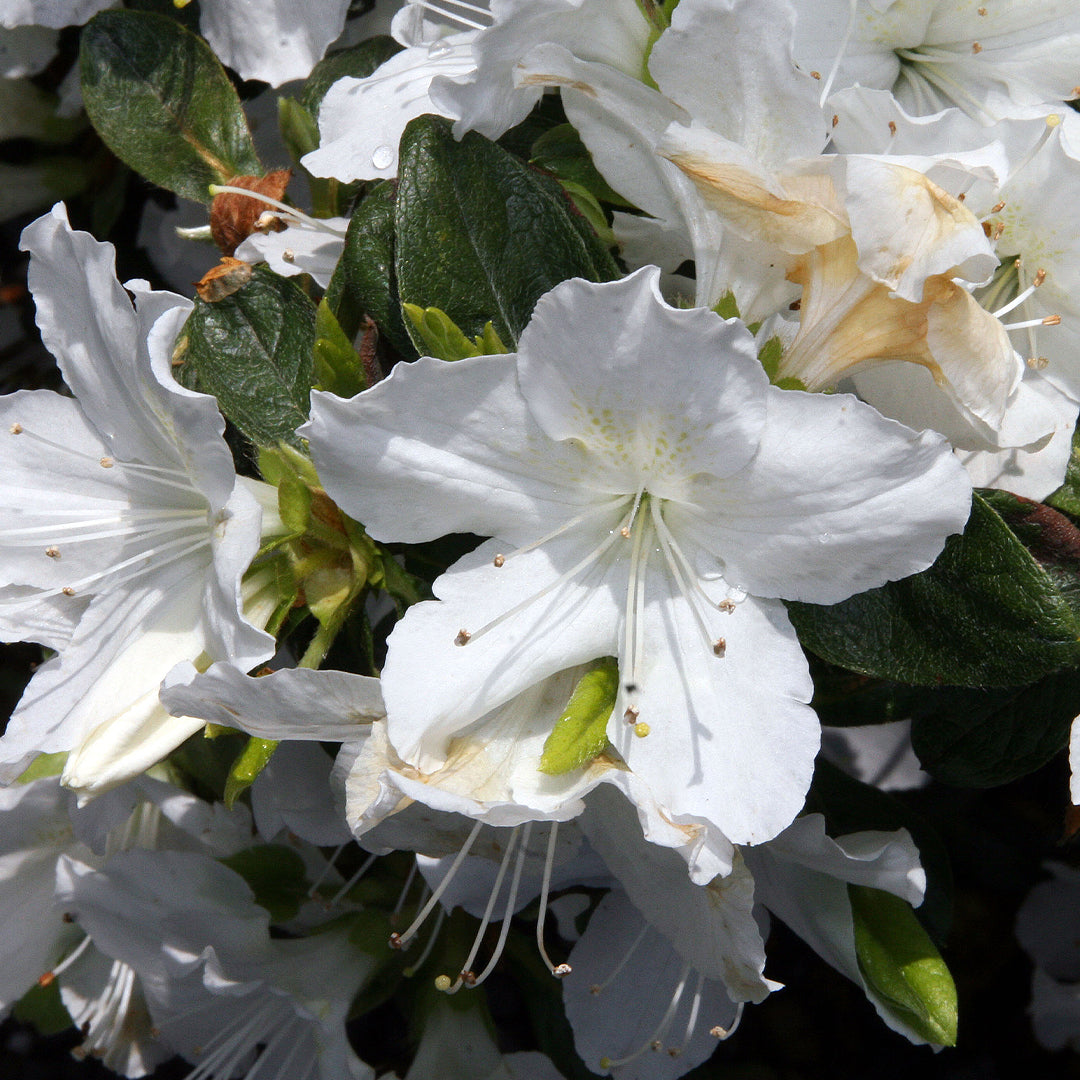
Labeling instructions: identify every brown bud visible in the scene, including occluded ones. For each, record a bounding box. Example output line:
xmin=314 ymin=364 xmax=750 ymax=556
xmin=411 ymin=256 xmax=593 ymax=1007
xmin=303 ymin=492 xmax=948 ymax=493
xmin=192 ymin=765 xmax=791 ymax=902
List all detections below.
xmin=195 ymin=257 xmax=254 ymax=302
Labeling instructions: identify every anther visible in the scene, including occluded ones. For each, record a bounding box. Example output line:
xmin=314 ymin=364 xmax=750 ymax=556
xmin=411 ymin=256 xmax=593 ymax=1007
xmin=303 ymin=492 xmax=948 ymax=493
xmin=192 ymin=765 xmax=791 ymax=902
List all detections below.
xmin=624 ymin=705 xmax=639 ymax=723
xmin=620 ymin=525 xmax=631 ymax=538
xmin=46 ymin=547 xmax=60 ymax=559
xmin=99 ymin=457 xmax=114 ymax=468
xmin=590 ymin=985 xmax=602 ymax=995
xmin=990 ymin=200 xmax=1006 ymax=214
xmin=281 ymin=249 xmax=295 ymax=263
xmin=832 ymin=114 xmax=838 ymax=127
xmin=788 ymin=299 xmax=801 ymax=311
xmin=957 ymin=192 xmax=966 ymax=201
xmin=493 ymin=554 xmax=505 ymax=567
xmin=810 ymin=70 xmax=821 ymax=79
xmin=978 ymin=6 xmax=986 ymax=13
xmin=972 ymin=41 xmax=982 ymax=53
xmin=553 ymin=963 xmax=572 ymax=977
xmin=710 ymin=1026 xmax=726 ymax=1038
xmin=712 ymin=638 xmax=726 ymax=657
xmin=1034 ymin=268 xmax=1047 ymax=287
xmin=1027 ymin=356 xmax=1049 ymax=370
xmin=888 ymin=120 xmax=897 ymax=136
xmin=634 ymin=722 xmax=650 ymax=738
xmin=461 ymin=970 xmax=478 ymax=986
xmin=62 ymin=587 xmax=75 ymax=596
xmin=455 ymin=629 xmax=471 ymax=646
xmin=1044 ymin=315 xmax=1062 ymax=326
xmin=389 ymin=932 xmax=404 ymax=950
xmin=9 ymin=422 xmax=22 ymax=434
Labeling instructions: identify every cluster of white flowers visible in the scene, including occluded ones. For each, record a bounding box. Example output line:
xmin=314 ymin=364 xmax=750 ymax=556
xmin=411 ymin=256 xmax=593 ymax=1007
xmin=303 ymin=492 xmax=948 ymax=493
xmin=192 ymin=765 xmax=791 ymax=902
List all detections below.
xmin=2 ymin=0 xmax=1080 ymax=1077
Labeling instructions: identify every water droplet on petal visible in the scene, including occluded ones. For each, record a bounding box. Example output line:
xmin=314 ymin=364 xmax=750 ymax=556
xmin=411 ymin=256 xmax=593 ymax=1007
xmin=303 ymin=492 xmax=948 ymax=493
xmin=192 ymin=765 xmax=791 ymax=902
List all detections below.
xmin=427 ymin=40 xmax=452 ymax=58
xmin=371 ymin=145 xmax=395 ymax=170
xmin=725 ymin=585 xmax=747 ymax=604
xmin=817 ymin=533 xmax=831 ymax=544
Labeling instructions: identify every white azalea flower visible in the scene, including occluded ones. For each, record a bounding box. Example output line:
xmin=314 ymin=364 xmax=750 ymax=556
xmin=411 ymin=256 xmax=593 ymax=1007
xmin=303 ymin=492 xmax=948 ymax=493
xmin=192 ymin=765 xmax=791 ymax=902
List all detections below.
xmin=302 ymin=267 xmax=971 ymax=851
xmin=789 ymin=0 xmax=1080 ymax=123
xmin=57 ymin=846 xmax=379 ymax=1080
xmin=234 ymin=213 xmax=349 ymax=289
xmin=0 ymin=203 xmax=275 ymax=796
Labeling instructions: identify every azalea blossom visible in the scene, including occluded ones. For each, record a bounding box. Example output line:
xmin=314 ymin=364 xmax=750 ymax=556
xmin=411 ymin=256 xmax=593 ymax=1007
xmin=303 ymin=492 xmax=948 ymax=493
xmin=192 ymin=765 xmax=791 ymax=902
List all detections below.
xmin=788 ymin=0 xmax=1080 ymax=124
xmin=0 ymin=203 xmax=276 ymax=796
xmin=302 ymin=267 xmax=971 ymax=852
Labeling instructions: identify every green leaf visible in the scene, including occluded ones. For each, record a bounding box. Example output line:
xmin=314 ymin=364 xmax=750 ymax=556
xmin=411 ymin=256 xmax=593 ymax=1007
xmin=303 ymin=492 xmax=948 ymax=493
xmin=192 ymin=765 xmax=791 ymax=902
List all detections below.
xmin=278 ymin=96 xmax=320 ymax=164
xmin=786 ymin=492 xmax=1080 ymax=688
xmin=13 ymin=978 xmax=72 ymax=1036
xmin=1046 ymin=417 xmax=1080 ymax=519
xmin=277 ymin=474 xmax=313 ymax=534
xmin=908 ymin=667 xmax=1080 ymax=787
xmin=395 ymin=114 xmax=620 ymax=348
xmin=300 ymin=37 xmax=402 ymax=115
xmin=178 ymin=265 xmax=317 ymax=448
xmin=220 ymin=843 xmax=308 ymax=923
xmin=224 ymin=736 xmax=278 ymax=808
xmin=326 ymin=180 xmax=416 ymax=355
xmin=17 ymin=751 xmax=67 ymax=783
xmin=849 ymin=884 xmax=958 ymax=1046
xmin=539 ymin=658 xmax=618 ymax=774
xmin=402 ymin=304 xmax=508 ymax=361
xmin=314 ymin=299 xmax=367 ymax=398
xmin=530 ymin=123 xmax=633 ymax=208
xmin=80 ymin=10 xmax=261 ymax=204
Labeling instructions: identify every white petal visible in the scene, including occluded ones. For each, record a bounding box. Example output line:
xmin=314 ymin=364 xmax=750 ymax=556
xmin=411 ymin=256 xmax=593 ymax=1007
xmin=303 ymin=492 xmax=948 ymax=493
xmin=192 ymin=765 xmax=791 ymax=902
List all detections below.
xmin=304 ymin=355 xmax=601 ymax=546
xmin=198 ymin=0 xmax=350 ymax=86
xmin=672 ymin=388 xmax=972 ymax=604
xmin=234 ymin=217 xmax=348 ymax=288
xmin=564 ymin=891 xmax=739 ymax=1079
xmin=517 ymin=267 xmax=768 ymax=490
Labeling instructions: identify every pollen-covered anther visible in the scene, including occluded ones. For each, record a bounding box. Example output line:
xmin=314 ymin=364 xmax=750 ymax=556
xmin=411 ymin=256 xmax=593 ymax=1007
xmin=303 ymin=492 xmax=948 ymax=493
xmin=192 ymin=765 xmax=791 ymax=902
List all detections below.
xmin=493 ymin=553 xmax=505 ymax=567
xmin=281 ymin=249 xmax=296 ymax=263
xmin=810 ymin=70 xmax=821 ymax=79
xmin=624 ymin=705 xmax=639 ymax=722
xmin=1027 ymin=356 xmax=1050 ymax=370
xmin=1033 ymin=268 xmax=1047 ymax=287
xmin=990 ymin=201 xmax=1006 ymax=214
xmin=709 ymin=1025 xmax=726 ymax=1038
xmin=713 ymin=638 xmax=726 ymax=657
xmin=45 ymin=547 xmax=60 ymax=559
xmin=461 ymin=970 xmax=478 ymax=986
xmin=634 ymin=722 xmax=651 ymax=738
xmin=972 ymin=41 xmax=982 ymax=54
xmin=553 ymin=963 xmax=572 ymax=977
xmin=62 ymin=587 xmax=75 ymax=596
xmin=620 ymin=525 xmax=631 ymax=538
xmin=888 ymin=120 xmax=897 ymax=136
xmin=388 ymin=932 xmax=404 ymax=950
xmin=832 ymin=114 xmax=839 ymax=127
xmin=718 ymin=599 xmax=736 ymax=613
xmin=9 ymin=422 xmax=22 ymax=434
xmin=99 ymin=457 xmax=114 ymax=468
xmin=1043 ymin=315 xmax=1062 ymax=326
xmin=455 ymin=629 xmax=471 ymax=646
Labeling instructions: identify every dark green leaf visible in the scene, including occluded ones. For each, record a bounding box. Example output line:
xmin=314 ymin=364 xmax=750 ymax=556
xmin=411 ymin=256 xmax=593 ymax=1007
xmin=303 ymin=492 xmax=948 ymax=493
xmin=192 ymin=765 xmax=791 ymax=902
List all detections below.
xmin=1046 ymin=416 xmax=1080 ymax=519
xmin=220 ymin=843 xmax=308 ymax=923
xmin=531 ymin=123 xmax=633 ymax=207
xmin=849 ymin=884 xmax=958 ymax=1046
xmin=326 ymin=180 xmax=416 ymax=355
xmin=786 ymin=492 xmax=1080 ymax=688
xmin=395 ymin=114 xmax=620 ymax=347
xmin=909 ymin=667 xmax=1080 ymax=787
xmin=300 ymin=37 xmax=402 ymax=114
xmin=80 ymin=10 xmax=261 ymax=203
xmin=178 ymin=265 xmax=317 ymax=448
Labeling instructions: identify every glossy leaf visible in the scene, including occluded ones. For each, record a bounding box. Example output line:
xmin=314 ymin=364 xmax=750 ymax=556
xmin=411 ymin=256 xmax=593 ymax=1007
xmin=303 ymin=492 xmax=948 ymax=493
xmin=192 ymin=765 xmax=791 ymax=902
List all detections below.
xmin=80 ymin=10 xmax=261 ymax=204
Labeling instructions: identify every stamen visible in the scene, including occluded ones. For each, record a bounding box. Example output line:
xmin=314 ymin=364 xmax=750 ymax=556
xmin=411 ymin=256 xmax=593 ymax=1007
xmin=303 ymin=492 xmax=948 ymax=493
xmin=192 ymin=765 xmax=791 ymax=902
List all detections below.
xmin=710 ymin=1002 xmax=745 ymax=1040
xmin=390 ymin=821 xmax=483 ymax=949
xmin=440 ymin=826 xmax=522 ymax=993
xmin=207 ymin=185 xmax=347 ymax=238
xmin=818 ymin=0 xmax=857 ymax=106
xmin=329 ymin=852 xmax=377 ymax=906
xmin=590 ymin=921 xmax=651 ymax=996
xmin=535 ymin=822 xmax=571 ymax=978
xmin=620 ymin=497 xmax=651 ymax=720
xmin=671 ymin=974 xmax=706 ymax=1058
xmin=392 ymin=859 xmax=420 ymax=917
xmin=1002 ymin=314 xmax=1060 ymax=330
xmin=403 ymin=907 xmax=446 ymax=977
xmin=40 ymin=933 xmax=92 ymax=984
xmin=991 ymin=273 xmax=1045 ymax=319
xmin=493 ymin=496 xmax=628 ymax=564
xmin=599 ymin=961 xmax=692 ymax=1070
xmin=307 ymin=842 xmax=348 ymax=898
